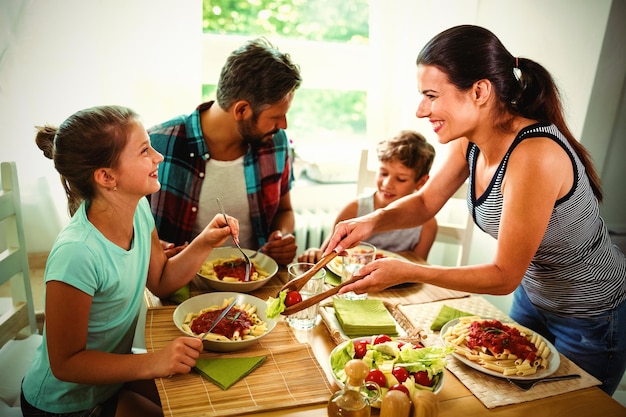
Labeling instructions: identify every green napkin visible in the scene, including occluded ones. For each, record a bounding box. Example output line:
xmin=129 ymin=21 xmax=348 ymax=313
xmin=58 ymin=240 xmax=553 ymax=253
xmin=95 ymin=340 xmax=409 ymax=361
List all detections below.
xmin=430 ymin=304 xmax=474 ymax=331
xmin=333 ymin=298 xmax=398 ymax=337
xmin=194 ymin=356 xmax=266 ymax=390
xmin=168 ymin=284 xmax=190 ymax=304
xmin=324 ymin=267 xmax=342 ymax=286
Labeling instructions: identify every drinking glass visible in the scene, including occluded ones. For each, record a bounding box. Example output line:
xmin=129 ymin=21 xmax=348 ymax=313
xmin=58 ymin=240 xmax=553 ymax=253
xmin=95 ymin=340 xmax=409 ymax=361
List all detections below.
xmin=286 ymin=262 xmax=326 ymax=330
xmin=341 ymin=242 xmax=376 ymax=300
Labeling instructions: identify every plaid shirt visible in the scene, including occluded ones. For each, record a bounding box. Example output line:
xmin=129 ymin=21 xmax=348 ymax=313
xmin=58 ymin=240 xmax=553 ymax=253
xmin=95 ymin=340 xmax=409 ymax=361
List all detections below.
xmin=147 ymin=101 xmax=293 ymax=247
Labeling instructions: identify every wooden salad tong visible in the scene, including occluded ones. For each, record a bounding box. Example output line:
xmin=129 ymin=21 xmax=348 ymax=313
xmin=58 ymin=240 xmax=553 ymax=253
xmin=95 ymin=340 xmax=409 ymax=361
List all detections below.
xmin=280 ymin=275 xmax=362 ymax=316
xmin=276 ymin=251 xmax=339 ymax=297
xmin=276 ymin=250 xmax=364 ymax=316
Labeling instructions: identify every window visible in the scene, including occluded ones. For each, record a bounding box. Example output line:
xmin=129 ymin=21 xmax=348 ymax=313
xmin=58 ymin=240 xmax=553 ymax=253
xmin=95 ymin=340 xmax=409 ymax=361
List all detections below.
xmin=201 ymin=0 xmax=370 ymax=182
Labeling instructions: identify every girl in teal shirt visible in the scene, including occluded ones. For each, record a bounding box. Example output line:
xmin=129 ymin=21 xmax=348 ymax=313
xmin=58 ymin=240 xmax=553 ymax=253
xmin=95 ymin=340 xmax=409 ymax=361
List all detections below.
xmin=21 ymin=105 xmax=238 ymax=416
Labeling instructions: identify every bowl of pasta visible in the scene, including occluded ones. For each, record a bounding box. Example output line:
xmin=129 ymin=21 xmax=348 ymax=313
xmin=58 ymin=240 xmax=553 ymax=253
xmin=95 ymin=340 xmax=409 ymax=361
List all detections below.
xmin=173 ymin=292 xmax=277 ymax=352
xmin=196 ymin=247 xmax=278 ymax=293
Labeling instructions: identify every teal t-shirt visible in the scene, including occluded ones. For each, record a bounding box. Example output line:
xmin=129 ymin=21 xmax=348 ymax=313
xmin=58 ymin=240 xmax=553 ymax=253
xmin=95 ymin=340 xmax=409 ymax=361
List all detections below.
xmin=22 ymin=198 xmax=154 ymax=413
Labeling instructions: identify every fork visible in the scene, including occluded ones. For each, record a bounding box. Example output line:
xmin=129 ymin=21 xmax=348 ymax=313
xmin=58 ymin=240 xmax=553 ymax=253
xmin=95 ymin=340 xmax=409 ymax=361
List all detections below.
xmin=203 ymin=298 xmax=237 ymax=338
xmin=507 ymin=374 xmax=580 ymax=390
xmin=249 ymin=246 xmax=264 ymax=259
xmin=215 ymin=198 xmax=252 ymax=282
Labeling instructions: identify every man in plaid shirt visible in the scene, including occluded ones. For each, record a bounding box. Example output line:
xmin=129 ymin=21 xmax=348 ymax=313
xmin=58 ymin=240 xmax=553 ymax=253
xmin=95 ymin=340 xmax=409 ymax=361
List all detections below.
xmin=148 ymin=38 xmax=302 ymax=266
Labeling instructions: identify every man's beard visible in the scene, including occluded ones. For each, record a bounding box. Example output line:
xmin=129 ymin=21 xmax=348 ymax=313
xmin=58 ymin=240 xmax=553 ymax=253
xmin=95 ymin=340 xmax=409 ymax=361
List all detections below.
xmin=238 ymin=117 xmax=278 ymax=147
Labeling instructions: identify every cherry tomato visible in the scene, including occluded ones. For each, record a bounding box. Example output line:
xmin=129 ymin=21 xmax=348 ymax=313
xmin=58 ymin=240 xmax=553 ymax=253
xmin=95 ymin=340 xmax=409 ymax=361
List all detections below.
xmin=413 ymin=370 xmax=434 ymax=387
xmin=373 ymin=334 xmax=392 ymax=345
xmin=284 ymin=291 xmax=302 ymax=307
xmin=354 ymin=340 xmax=370 ymax=359
xmin=391 ymin=366 xmax=410 ymax=383
xmin=389 ymin=383 xmax=410 ymax=396
xmin=365 ymin=369 xmax=386 ymax=388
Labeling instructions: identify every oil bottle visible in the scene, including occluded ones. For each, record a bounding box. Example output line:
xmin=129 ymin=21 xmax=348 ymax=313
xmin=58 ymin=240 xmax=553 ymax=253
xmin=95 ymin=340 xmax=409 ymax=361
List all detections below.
xmin=327 ymin=359 xmax=380 ymax=417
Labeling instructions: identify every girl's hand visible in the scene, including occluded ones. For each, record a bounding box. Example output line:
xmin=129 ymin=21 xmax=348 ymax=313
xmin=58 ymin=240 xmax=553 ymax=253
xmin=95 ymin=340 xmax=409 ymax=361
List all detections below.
xmin=153 ymin=337 xmax=203 ymax=378
xmin=199 ymin=213 xmax=237 ymax=248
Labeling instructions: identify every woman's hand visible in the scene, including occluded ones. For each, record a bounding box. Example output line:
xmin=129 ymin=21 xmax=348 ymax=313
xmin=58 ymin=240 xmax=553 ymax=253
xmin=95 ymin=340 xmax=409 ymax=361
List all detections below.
xmin=153 ymin=337 xmax=203 ymax=378
xmin=337 ymin=258 xmax=421 ymax=295
xmin=324 ymin=215 xmax=377 ymax=255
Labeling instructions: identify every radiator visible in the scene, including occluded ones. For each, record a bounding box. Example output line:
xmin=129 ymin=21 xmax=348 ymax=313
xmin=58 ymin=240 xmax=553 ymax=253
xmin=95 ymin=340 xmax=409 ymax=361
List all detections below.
xmin=294 ymin=208 xmax=338 ymax=254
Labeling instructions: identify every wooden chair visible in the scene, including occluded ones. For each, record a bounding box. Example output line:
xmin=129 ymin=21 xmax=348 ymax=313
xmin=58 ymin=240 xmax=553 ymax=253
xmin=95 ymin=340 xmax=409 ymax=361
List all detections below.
xmin=356 ymin=148 xmax=474 ymax=266
xmin=0 ymin=161 xmax=42 ymax=415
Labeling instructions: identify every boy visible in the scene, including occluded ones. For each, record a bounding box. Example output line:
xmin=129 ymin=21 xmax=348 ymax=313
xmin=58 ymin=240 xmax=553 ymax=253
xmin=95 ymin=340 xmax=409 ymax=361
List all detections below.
xmin=298 ymin=130 xmax=437 ymax=262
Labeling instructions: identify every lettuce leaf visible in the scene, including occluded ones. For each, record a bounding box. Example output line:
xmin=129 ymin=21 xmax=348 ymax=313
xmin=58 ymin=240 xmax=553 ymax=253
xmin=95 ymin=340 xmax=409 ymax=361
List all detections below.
xmin=265 ymin=290 xmax=287 ymax=318
xmin=329 ymin=340 xmax=355 ymax=382
xmin=397 ymin=345 xmax=452 ymax=377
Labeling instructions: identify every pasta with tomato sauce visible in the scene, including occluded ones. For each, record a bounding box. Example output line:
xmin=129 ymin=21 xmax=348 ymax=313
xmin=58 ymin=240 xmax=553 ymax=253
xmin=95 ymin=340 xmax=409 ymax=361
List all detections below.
xmin=181 ymin=297 xmax=269 ymax=341
xmin=442 ymin=317 xmax=551 ymax=376
xmin=198 ymin=256 xmax=269 ymax=282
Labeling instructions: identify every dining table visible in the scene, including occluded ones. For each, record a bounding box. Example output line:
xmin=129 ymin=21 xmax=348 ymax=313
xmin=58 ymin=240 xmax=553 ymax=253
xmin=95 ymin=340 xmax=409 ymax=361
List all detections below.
xmin=143 ymin=251 xmax=626 ymax=417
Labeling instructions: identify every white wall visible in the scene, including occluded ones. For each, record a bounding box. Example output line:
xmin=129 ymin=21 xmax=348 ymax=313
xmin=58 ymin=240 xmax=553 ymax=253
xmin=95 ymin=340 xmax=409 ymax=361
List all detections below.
xmin=581 ymin=0 xmax=626 ymax=234
xmin=1 ymin=0 xmax=619 ymax=265
xmin=0 ymin=0 xmax=201 ymax=251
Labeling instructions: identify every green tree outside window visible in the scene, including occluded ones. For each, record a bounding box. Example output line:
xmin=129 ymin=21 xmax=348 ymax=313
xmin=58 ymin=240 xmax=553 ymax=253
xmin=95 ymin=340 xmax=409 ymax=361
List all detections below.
xmin=202 ymin=0 xmax=369 ymax=151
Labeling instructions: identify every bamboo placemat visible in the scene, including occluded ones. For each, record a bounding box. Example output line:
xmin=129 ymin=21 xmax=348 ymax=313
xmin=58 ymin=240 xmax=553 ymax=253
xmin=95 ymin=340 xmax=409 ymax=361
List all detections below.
xmin=145 ymin=306 xmax=334 ymax=416
xmin=396 ymin=296 xmax=602 ymax=408
xmin=323 ymin=267 xmax=469 ymax=308
xmin=319 ymin=301 xmax=426 ymax=345
xmin=367 ymin=283 xmax=469 ymax=307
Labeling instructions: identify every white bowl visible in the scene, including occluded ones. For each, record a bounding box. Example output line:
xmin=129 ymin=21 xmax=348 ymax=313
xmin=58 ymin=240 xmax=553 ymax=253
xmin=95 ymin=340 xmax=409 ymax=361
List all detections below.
xmin=196 ymin=247 xmax=278 ymax=293
xmin=173 ymin=292 xmax=276 ymax=352
xmin=328 ymin=336 xmax=445 ymax=406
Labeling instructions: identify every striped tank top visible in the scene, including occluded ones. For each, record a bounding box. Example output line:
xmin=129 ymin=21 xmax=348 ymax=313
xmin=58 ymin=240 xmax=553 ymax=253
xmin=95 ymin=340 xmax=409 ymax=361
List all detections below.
xmin=467 ymin=123 xmax=625 ymax=317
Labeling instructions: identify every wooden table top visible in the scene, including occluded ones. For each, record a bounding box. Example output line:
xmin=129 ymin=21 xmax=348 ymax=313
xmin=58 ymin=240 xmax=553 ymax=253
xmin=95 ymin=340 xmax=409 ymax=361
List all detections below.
xmin=144 ymin=252 xmax=625 ymax=417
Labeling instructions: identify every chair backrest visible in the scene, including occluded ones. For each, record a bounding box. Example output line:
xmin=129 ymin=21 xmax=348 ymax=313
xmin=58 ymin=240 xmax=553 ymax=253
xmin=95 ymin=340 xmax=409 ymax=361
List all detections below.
xmin=0 ymin=162 xmax=37 ymax=348
xmin=433 ymin=181 xmax=474 ymax=266
xmin=355 ymin=148 xmax=474 ymax=266
xmin=356 ymin=148 xmax=377 ymax=196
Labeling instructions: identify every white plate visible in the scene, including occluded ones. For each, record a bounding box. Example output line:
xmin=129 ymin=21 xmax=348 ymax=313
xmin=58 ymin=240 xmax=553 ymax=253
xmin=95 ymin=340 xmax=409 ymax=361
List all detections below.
xmin=327 ymin=249 xmax=409 ymax=277
xmin=440 ymin=318 xmax=560 ymax=380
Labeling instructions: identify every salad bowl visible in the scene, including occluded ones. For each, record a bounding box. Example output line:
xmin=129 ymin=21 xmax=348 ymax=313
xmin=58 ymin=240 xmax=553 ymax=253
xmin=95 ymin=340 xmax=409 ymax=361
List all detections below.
xmin=328 ymin=335 xmax=449 ymax=406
